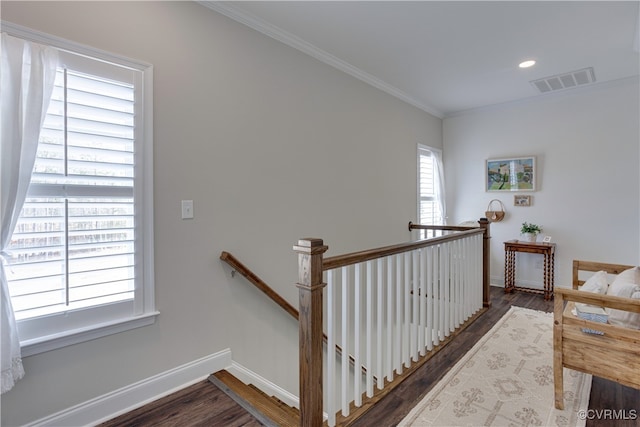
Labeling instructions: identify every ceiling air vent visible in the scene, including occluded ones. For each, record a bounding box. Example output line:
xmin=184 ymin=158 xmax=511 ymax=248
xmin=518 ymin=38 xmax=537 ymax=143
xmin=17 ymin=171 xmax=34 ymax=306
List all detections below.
xmin=530 ymin=67 xmax=596 ymax=93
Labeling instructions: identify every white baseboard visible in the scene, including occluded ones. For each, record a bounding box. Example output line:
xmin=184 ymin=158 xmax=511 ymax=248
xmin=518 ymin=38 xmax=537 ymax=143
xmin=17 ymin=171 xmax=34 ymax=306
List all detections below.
xmin=490 ymin=275 xmax=505 ymax=287
xmin=513 ymin=279 xmax=545 ymax=289
xmin=227 ymin=361 xmax=300 ymax=409
xmin=26 ymin=349 xmax=233 ymax=427
xmin=25 ymin=350 xmax=302 ymax=427
xmin=490 ymin=276 xmax=544 ymax=290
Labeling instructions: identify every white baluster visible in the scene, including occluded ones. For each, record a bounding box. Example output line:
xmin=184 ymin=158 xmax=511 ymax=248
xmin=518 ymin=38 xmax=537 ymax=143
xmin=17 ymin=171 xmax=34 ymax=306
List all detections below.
xmin=451 ymin=240 xmax=462 ymax=332
xmin=386 ymin=256 xmax=393 ymax=381
xmin=403 ymin=253 xmax=411 ymax=368
xmin=395 ymin=254 xmax=402 ymax=374
xmin=326 ymin=270 xmax=336 ymax=427
xmin=440 ymin=243 xmax=451 ymax=339
xmin=478 ymin=234 xmax=483 ymax=309
xmin=354 ymin=263 xmax=362 ymax=406
xmin=341 ymin=266 xmax=349 ymax=416
xmin=376 ymin=258 xmax=384 ymax=389
xmin=426 ymin=245 xmax=433 ymax=351
xmin=468 ymin=236 xmax=473 ymax=314
xmin=366 ymin=261 xmax=373 ymax=398
xmin=433 ymin=246 xmax=440 ymax=346
xmin=461 ymin=238 xmax=468 ymax=321
xmin=411 ymin=249 xmax=419 ymax=361
xmin=419 ymin=247 xmax=426 ymax=356
xmin=445 ymin=242 xmax=456 ymax=336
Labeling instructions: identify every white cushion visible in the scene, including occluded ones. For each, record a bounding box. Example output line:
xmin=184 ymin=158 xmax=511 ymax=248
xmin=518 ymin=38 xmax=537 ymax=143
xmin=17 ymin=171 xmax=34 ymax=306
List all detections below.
xmin=579 ymin=270 xmax=608 ymax=294
xmin=606 ymin=278 xmax=640 ymax=299
xmin=607 ymin=286 xmax=640 ymax=329
xmin=614 ymin=266 xmax=640 ymax=285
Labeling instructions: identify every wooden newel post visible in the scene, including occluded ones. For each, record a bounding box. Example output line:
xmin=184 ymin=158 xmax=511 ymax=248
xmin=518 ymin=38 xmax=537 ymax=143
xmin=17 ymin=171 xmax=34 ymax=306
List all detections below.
xmin=294 ymin=238 xmax=328 ymax=427
xmin=479 ymin=218 xmax=491 ymax=307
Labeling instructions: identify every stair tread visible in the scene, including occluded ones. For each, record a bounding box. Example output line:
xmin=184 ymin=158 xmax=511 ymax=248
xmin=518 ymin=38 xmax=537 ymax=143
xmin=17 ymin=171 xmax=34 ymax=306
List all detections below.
xmin=245 ymin=382 xmax=299 ymax=416
xmin=210 ymin=370 xmax=299 ymax=427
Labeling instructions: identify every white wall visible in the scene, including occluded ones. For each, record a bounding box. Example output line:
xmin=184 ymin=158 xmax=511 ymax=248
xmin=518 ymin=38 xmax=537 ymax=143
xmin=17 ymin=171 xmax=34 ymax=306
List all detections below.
xmin=444 ymin=78 xmax=640 ymax=288
xmin=0 ymin=2 xmax=441 ymax=425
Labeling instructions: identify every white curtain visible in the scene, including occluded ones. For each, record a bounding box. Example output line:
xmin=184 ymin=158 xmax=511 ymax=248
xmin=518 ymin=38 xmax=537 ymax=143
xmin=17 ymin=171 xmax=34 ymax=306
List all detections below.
xmin=1 ymin=33 xmax=58 ymax=394
xmin=432 ymin=148 xmax=446 ymax=224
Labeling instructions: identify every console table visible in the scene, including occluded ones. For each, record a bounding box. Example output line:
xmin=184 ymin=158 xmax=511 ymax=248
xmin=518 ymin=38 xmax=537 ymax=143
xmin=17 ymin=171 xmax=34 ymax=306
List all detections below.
xmin=504 ymin=240 xmax=556 ymax=300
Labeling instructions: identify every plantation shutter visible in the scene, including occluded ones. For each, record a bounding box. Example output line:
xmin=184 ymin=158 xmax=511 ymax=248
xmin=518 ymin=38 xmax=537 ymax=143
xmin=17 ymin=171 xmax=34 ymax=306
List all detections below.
xmin=418 ymin=145 xmax=444 ymax=225
xmin=6 ymin=56 xmax=136 ymax=320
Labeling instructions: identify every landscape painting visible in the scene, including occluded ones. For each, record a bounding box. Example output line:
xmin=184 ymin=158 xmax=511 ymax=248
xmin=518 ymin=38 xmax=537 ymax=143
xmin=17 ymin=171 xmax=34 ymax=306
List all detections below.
xmin=486 ymin=157 xmax=536 ymax=191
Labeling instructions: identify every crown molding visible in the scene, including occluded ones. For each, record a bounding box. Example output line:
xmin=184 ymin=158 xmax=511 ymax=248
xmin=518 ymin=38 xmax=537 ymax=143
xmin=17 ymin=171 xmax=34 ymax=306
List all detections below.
xmin=198 ymin=1 xmax=444 ymax=119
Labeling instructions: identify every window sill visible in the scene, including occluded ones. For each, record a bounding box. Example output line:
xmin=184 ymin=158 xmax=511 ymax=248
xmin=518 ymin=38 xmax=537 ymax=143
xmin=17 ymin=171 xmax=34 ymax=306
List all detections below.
xmin=20 ymin=311 xmax=160 ymax=357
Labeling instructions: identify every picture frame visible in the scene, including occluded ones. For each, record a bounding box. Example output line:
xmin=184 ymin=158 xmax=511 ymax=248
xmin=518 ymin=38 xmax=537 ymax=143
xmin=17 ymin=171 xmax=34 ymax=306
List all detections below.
xmin=486 ymin=156 xmax=536 ymax=192
xmin=542 ymin=235 xmax=552 ymax=243
xmin=514 ymin=195 xmax=531 ymax=206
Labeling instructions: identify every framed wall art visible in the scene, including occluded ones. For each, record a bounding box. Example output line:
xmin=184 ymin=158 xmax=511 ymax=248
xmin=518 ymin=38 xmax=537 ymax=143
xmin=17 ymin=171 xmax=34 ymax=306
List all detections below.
xmin=514 ymin=195 xmax=531 ymax=206
xmin=486 ymin=156 xmax=536 ymax=192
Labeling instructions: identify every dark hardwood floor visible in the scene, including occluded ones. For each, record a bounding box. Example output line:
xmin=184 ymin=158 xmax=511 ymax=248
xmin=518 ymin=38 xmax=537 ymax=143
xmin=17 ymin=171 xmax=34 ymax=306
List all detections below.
xmin=98 ymin=381 xmax=262 ymax=427
xmin=100 ymin=287 xmax=639 ymax=426
xmin=353 ymin=286 xmax=640 ymax=427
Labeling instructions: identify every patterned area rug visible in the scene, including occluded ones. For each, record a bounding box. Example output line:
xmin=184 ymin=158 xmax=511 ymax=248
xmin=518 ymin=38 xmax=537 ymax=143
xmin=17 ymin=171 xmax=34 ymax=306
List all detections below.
xmin=399 ymin=306 xmax=591 ymax=427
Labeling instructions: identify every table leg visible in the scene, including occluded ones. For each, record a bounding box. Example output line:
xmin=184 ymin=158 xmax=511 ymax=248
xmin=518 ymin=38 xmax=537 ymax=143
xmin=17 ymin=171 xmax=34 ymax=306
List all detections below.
xmin=543 ymin=254 xmax=549 ymax=300
xmin=550 ymin=252 xmax=555 ymax=300
xmin=504 ymin=250 xmax=509 ymax=293
xmin=512 ymin=251 xmax=517 ymax=293
xmin=504 ymin=249 xmax=515 ymax=294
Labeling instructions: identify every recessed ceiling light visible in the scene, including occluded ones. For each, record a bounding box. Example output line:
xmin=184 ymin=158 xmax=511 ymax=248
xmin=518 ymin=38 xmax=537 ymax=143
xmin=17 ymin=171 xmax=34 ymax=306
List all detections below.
xmin=519 ymin=60 xmax=536 ymax=68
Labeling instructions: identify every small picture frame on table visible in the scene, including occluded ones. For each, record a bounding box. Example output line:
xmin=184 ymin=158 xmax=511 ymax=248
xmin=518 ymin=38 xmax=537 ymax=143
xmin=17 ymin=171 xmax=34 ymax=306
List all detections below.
xmin=542 ymin=235 xmax=552 ymax=243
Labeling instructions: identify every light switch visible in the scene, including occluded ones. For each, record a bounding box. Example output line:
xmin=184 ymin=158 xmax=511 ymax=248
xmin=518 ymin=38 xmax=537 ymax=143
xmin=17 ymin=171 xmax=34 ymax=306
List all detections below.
xmin=181 ymin=200 xmax=194 ymax=219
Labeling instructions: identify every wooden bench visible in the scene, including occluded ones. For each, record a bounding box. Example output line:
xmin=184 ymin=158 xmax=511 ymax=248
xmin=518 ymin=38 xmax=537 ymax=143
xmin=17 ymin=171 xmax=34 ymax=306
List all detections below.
xmin=553 ymin=260 xmax=640 ymax=409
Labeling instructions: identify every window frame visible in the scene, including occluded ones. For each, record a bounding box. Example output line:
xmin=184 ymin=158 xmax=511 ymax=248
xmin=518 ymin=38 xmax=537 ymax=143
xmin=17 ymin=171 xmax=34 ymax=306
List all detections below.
xmin=3 ymin=22 xmax=157 ymax=357
xmin=417 ymin=144 xmax=444 ymax=226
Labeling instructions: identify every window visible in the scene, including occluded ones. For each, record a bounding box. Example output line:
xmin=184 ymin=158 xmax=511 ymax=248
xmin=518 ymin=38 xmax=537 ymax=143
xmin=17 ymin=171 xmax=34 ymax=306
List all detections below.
xmin=418 ymin=144 xmax=445 ymax=225
xmin=4 ymin=25 xmax=155 ymax=356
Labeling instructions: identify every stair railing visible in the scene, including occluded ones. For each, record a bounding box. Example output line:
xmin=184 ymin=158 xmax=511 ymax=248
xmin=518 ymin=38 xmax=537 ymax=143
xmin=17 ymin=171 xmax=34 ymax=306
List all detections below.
xmin=221 ymin=251 xmax=299 ymax=319
xmin=220 ymin=251 xmax=373 ymax=383
xmin=295 ymin=219 xmax=490 ymax=427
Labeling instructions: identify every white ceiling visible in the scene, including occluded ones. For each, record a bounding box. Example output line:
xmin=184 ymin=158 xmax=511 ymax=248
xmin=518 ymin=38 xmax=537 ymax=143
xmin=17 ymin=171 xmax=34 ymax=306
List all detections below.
xmin=204 ymin=1 xmax=640 ymax=118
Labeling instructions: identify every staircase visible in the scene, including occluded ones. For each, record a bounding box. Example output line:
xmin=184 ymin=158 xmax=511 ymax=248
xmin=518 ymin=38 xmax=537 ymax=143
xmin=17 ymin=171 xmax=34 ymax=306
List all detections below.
xmin=219 ymin=221 xmax=490 ymax=426
xmin=209 ymin=370 xmax=300 ymax=427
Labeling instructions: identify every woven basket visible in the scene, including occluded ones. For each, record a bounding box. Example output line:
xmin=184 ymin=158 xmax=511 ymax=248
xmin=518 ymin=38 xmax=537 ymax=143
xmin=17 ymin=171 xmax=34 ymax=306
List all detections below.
xmin=485 ymin=199 xmax=505 ymax=222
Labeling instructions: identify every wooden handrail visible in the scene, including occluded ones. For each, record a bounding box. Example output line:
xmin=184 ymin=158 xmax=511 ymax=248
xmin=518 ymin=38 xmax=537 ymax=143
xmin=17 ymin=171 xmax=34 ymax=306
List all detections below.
xmin=408 ymin=221 xmax=479 ymax=232
xmin=220 ymin=250 xmax=372 ymax=379
xmin=220 ymin=251 xmax=299 ymax=320
xmin=323 ymin=228 xmax=483 ymax=271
